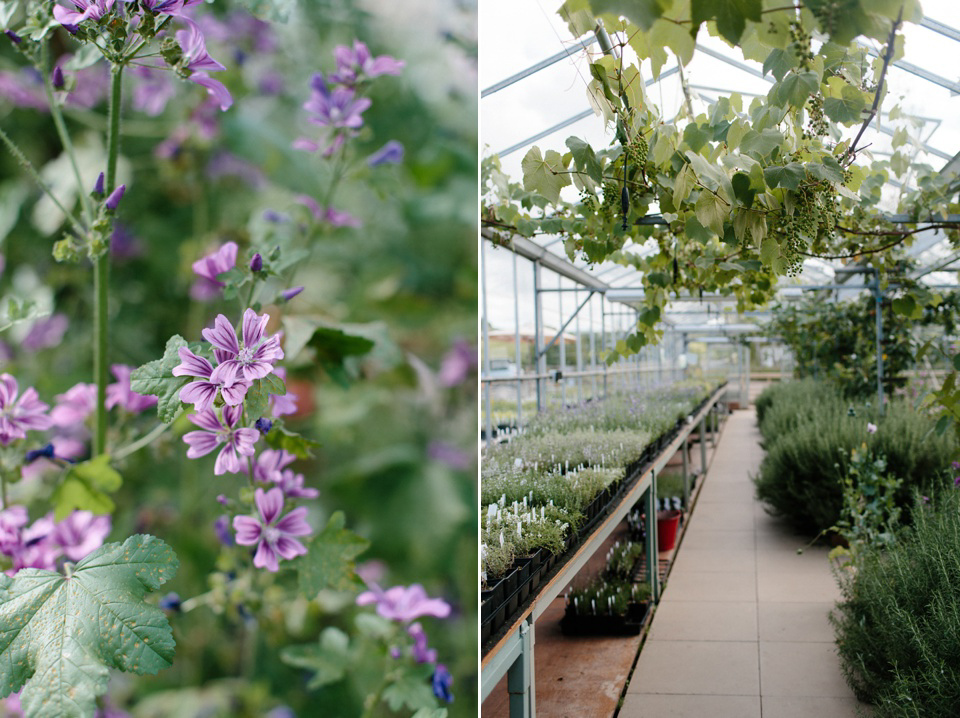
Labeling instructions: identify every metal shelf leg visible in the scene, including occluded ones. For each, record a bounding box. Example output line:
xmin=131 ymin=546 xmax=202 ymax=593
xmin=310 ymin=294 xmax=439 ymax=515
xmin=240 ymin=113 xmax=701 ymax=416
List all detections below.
xmin=508 ymin=619 xmax=535 ymax=718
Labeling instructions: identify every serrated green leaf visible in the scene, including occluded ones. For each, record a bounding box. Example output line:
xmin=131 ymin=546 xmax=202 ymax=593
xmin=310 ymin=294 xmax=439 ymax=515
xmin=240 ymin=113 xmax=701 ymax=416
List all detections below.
xmin=307 ymin=327 xmax=376 ymax=388
xmin=762 ymin=47 xmax=799 ymax=81
xmin=823 ymin=81 xmax=867 ymax=124
xmin=383 ymin=673 xmax=438 ymax=713
xmin=297 ymin=512 xmax=369 ymax=596
xmin=691 ymin=0 xmax=761 ymax=44
xmin=521 ymin=147 xmax=571 ymax=205
xmin=759 ymin=236 xmax=779 ymax=266
xmin=130 ymin=335 xmax=190 ymax=424
xmin=695 ymin=191 xmax=728 ymax=235
xmin=244 ymin=379 xmax=271 ymax=422
xmin=739 ymin=128 xmax=784 ymax=159
xmin=565 ymin=137 xmax=603 ymax=185
xmin=592 ymin=0 xmax=668 ymax=29
xmin=52 ymin=455 xmax=123 ymax=521
xmin=672 ymin=164 xmax=695 ymax=206
xmin=264 ymin=423 xmax=320 ymax=459
xmin=261 ymin=372 xmax=286 ymax=396
xmin=0 ymin=534 xmax=178 ymax=718
xmin=763 ymin=162 xmax=806 ymax=191
xmin=280 ymin=627 xmax=350 ymax=690
xmin=770 ymin=71 xmax=819 ymax=108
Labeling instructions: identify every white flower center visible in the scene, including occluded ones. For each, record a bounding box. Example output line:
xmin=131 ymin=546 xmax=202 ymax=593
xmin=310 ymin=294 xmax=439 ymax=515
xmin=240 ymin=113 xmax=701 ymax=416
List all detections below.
xmin=264 ymin=526 xmax=282 ymax=544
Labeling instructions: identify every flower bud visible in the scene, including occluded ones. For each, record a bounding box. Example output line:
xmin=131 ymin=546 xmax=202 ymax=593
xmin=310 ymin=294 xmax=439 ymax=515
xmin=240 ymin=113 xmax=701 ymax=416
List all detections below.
xmin=249 ymin=253 xmax=263 ymax=272
xmin=92 ymin=172 xmax=105 ymax=197
xmin=52 ymin=66 xmax=65 ymax=90
xmin=255 ymin=417 xmax=272 ymax=434
xmin=105 ymin=184 xmax=126 ymax=211
xmin=281 ymin=286 xmax=303 ymax=302
xmin=5 ymin=30 xmax=21 ymax=44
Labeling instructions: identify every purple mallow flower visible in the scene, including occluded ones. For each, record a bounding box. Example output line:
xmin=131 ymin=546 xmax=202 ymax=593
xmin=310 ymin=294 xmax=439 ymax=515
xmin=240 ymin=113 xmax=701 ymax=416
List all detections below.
xmin=866 ymin=422 xmax=877 ymax=434
xmin=233 ymin=487 xmax=310 ymax=572
xmin=22 ymin=314 xmax=68 ymax=352
xmin=183 ymin=405 xmax=259 ymax=475
xmin=214 ymin=515 xmax=234 ymax=545
xmin=203 ymin=308 xmax=284 ymax=384
xmin=50 ymin=382 xmax=96 ymax=427
xmin=329 ymin=41 xmax=405 ymax=86
xmin=191 ymin=241 xmax=237 ymax=300
xmin=367 ymin=140 xmax=404 ymax=167
xmin=176 ymin=18 xmax=233 ymax=111
xmin=432 ymin=664 xmax=454 ymax=703
xmin=0 ymin=374 xmax=52 ymax=446
xmin=173 ymin=346 xmax=250 ymax=412
xmin=356 ymin=583 xmax=452 ymax=623
xmin=53 ymin=0 xmax=115 ymax=28
xmin=269 ymin=368 xmax=297 ymax=417
xmin=295 ymin=195 xmax=362 ymax=228
xmin=53 ymin=510 xmax=110 ymax=561
xmin=106 ymin=364 xmax=158 ymax=413
xmin=250 ymin=448 xmax=318 ymax=498
xmin=303 ymin=73 xmax=370 ymax=130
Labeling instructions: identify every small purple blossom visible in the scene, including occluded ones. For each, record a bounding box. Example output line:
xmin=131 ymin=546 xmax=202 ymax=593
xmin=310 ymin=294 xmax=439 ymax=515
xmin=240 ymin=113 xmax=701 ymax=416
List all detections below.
xmin=431 ymin=664 xmax=454 ymax=703
xmin=233 ymin=487 xmax=311 ymax=572
xmin=438 ymin=340 xmax=477 ymax=387
xmin=866 ymin=422 xmax=877 ymax=434
xmin=183 ymin=405 xmax=259 ymax=475
xmin=159 ymin=592 xmax=182 ymax=612
xmin=24 ymin=443 xmax=55 ymax=464
xmin=106 ymin=364 xmax=157 ymax=413
xmin=0 ymin=506 xmax=28 ymax=552
xmin=367 ymin=140 xmax=404 ymax=167
xmin=203 ymin=309 xmax=284 ymax=384
xmin=130 ymin=66 xmax=176 ymax=116
xmin=22 ymin=314 xmax=69 ymax=352
xmin=105 ymin=184 xmax=125 ymax=211
xmin=295 ymin=195 xmax=362 ymax=228
xmin=173 ymin=347 xmax=251 ymax=411
xmin=176 ymin=19 xmax=233 ymax=111
xmin=329 ymin=41 xmax=405 ymax=86
xmin=251 ymin=448 xmax=296 ymax=482
xmin=303 ymin=74 xmax=371 ymax=130
xmin=427 ymin=441 xmax=472 ymax=471
xmin=50 ymin=383 xmax=97 ymax=427
xmin=214 ymin=515 xmax=234 ymax=545
xmin=356 ymin=583 xmax=452 ymax=623
xmin=273 ymin=469 xmax=319 ymax=500
xmin=408 ymin=622 xmax=437 ymax=664
xmin=0 ymin=374 xmax=53 ymax=446
xmin=53 ymin=510 xmax=110 ymax=561
xmin=191 ymin=241 xmax=237 ymax=300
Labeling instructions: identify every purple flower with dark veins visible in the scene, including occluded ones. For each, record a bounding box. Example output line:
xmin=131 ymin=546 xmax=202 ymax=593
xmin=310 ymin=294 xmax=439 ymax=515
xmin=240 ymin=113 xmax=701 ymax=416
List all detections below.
xmin=182 ymin=406 xmax=259 ymax=475
xmin=50 ymin=382 xmax=97 ymax=427
xmin=329 ymin=40 xmax=405 ymax=86
xmin=176 ymin=18 xmax=233 ymax=111
xmin=141 ymin=0 xmax=202 ymax=13
xmin=53 ymin=0 xmax=115 ymax=28
xmin=303 ymin=73 xmax=370 ymax=129
xmin=173 ymin=347 xmax=250 ymax=411
xmin=233 ymin=487 xmax=311 ymax=572
xmin=203 ymin=309 xmax=284 ymax=384
xmin=0 ymin=374 xmax=52 ymax=446
xmin=106 ymin=364 xmax=158 ymax=413
xmin=191 ymin=241 xmax=237 ymax=300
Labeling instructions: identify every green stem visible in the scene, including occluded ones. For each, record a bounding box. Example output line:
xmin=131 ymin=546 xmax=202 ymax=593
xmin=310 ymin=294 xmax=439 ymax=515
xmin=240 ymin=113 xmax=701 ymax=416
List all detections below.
xmin=42 ymin=43 xmax=93 ymax=225
xmin=112 ymin=417 xmax=177 ymax=461
xmin=0 ymin=126 xmax=86 ymax=236
xmin=359 ymin=670 xmax=394 ymax=718
xmin=93 ymin=64 xmax=124 ymax=457
xmin=0 ymin=470 xmax=7 ymax=509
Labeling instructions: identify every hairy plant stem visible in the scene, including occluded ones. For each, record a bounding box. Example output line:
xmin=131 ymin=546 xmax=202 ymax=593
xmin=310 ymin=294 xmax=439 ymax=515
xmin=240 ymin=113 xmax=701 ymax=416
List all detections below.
xmin=0 ymin=126 xmax=85 ymax=235
xmin=113 ymin=417 xmax=177 ymax=461
xmin=0 ymin=469 xmax=7 ymax=509
xmin=93 ymin=64 xmax=124 ymax=457
xmin=42 ymin=43 xmax=93 ymax=225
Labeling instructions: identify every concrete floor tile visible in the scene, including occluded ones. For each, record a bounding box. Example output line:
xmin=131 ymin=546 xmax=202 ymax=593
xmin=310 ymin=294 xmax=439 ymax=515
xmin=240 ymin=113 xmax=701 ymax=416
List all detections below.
xmin=758 ymin=568 xmax=842 ymax=603
xmin=758 ymin=602 xmax=836 ymax=643
xmin=681 ymin=528 xmax=755 ymax=551
xmin=760 ymin=642 xmax=851 ymax=697
xmin=696 ymin=482 xmax=757 ymax=504
xmin=671 ymin=548 xmax=756 ymax=575
xmin=756 ymin=548 xmax=834 ymax=574
xmin=619 ymin=694 xmax=762 ymax=717
xmin=761 ymin=696 xmax=873 ymax=718
xmin=630 ymin=640 xmax=760 ymax=695
xmin=648 ymin=601 xmax=758 ymax=642
xmin=686 ymin=506 xmax=755 ymax=532
xmin=661 ymin=571 xmax=757 ymax=602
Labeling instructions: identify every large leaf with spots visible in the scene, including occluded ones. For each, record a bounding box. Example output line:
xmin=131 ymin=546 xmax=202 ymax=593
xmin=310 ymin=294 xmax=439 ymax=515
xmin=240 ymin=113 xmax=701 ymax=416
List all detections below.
xmin=0 ymin=534 xmax=178 ymax=718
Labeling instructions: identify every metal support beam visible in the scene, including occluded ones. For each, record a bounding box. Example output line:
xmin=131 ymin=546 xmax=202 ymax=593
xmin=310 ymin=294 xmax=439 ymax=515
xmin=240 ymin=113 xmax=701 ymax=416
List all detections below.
xmin=533 ymin=261 xmax=546 ymax=412
xmin=507 ymin=620 xmax=535 ymax=718
xmin=481 ymin=38 xmax=597 ymax=98
xmin=535 ymin=291 xmax=596 ymax=360
xmin=646 ymin=475 xmax=659 ymax=602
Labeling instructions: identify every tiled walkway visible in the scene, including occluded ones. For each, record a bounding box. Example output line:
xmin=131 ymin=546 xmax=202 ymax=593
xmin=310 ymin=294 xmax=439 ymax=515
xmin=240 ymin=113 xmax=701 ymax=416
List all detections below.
xmin=620 ymin=410 xmax=873 ymax=718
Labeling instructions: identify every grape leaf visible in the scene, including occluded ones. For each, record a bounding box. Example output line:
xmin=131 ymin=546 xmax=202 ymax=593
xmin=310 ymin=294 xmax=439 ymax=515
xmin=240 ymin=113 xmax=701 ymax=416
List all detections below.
xmin=592 ymin=0 xmax=668 ymax=30
xmin=296 ymin=512 xmax=369 ymax=596
xmin=130 ymin=335 xmax=190 ymax=423
xmin=691 ymin=0 xmax=761 ymax=44
xmin=0 ymin=534 xmax=178 ymax=718
xmin=521 ymin=147 xmax=570 ymax=205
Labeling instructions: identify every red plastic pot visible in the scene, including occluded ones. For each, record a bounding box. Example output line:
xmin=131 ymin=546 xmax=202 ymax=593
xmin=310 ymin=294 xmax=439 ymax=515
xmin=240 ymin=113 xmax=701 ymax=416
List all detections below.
xmin=657 ymin=509 xmax=682 ymax=552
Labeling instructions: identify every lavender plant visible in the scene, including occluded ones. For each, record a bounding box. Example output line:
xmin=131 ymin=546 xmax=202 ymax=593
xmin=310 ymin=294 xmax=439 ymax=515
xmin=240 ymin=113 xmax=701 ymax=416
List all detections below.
xmin=0 ymin=0 xmax=474 ymax=715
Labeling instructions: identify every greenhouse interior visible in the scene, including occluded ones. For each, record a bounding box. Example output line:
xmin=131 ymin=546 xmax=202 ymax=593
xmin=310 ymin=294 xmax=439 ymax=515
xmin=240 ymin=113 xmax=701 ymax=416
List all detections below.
xmin=480 ymin=0 xmax=960 ymax=716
